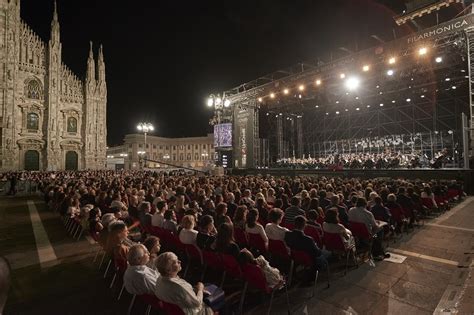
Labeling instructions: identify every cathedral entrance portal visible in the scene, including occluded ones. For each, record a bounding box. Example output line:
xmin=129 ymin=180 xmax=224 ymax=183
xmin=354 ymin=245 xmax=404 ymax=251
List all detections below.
xmin=24 ymin=150 xmax=40 ymax=170
xmin=65 ymin=151 xmax=78 ymax=170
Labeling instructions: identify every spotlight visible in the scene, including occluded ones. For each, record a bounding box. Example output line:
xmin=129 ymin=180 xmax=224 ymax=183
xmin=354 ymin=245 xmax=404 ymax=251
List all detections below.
xmin=335 ymin=100 xmax=339 ymax=104
xmin=258 ymin=97 xmax=263 ymax=102
xmin=336 ymin=111 xmax=340 ymax=114
xmin=435 ymin=56 xmax=442 ymax=63
xmin=356 ymin=107 xmax=360 ymax=111
xmin=326 ymin=112 xmax=329 ymax=115
xmin=298 ymin=94 xmax=302 ymax=99
xmin=406 ymin=98 xmax=411 ymax=102
xmin=270 ymin=93 xmax=275 ymax=98
xmin=452 ymin=86 xmax=456 ymax=89
xmin=345 ymin=108 xmax=348 ymax=112
xmin=266 ymin=112 xmax=269 ymax=116
xmin=387 ymin=69 xmax=394 ymax=76
xmin=355 ymin=96 xmax=359 ymax=100
xmin=283 ymin=88 xmax=289 ymax=95
xmin=224 ymin=99 xmax=231 ymax=107
xmin=418 ymin=47 xmax=427 ymax=55
xmin=315 ymin=105 xmax=319 ymax=108
xmin=388 ymin=57 xmax=396 ymax=64
xmin=340 ymin=73 xmax=346 ymax=79
xmin=298 ymin=85 xmax=305 ymax=91
xmin=345 ymin=77 xmax=360 ymax=91
xmin=380 ymin=103 xmax=384 ymax=107
xmin=362 ymin=65 xmax=370 ymax=72
xmin=376 ymin=85 xmax=380 ymax=89
xmin=367 ymin=105 xmax=371 ymax=108
xmin=315 ymin=79 xmax=322 ymax=85
xmin=445 ymin=77 xmax=450 ymax=81
xmin=207 ymin=98 xmax=214 ymax=107
xmin=420 ymin=95 xmax=425 ymax=98
xmin=392 ymin=100 xmax=396 ymax=103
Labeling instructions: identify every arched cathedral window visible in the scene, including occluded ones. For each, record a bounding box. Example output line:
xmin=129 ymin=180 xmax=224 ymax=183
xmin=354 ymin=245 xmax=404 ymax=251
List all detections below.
xmin=26 ymin=80 xmax=42 ymax=99
xmin=67 ymin=117 xmax=77 ymax=133
xmin=26 ymin=113 xmax=39 ymax=130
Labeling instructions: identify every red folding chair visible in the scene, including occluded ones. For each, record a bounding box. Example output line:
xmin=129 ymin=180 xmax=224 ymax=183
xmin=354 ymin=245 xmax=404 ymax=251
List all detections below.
xmin=304 ymin=225 xmax=323 ymax=248
xmin=202 ymin=250 xmax=225 ymax=285
xmin=183 ymin=244 xmax=204 ymax=279
xmin=137 ymin=294 xmax=164 ymax=315
xmin=290 ymin=249 xmax=326 ymax=296
xmin=239 ymin=263 xmax=290 ymax=315
xmin=161 ymin=300 xmax=185 ymax=315
xmin=220 ymin=253 xmax=243 ymax=287
xmin=349 ymin=221 xmax=375 ymax=260
xmin=234 ymin=227 xmax=248 ymax=248
xmin=281 ymin=221 xmax=295 ymax=230
xmin=268 ymin=239 xmax=294 ymax=285
xmin=247 ymin=232 xmax=268 ymax=255
xmin=323 ymin=232 xmax=356 ymax=275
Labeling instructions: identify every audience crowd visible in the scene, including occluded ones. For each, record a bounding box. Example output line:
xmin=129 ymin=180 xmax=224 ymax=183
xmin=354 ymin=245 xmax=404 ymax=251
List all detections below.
xmin=33 ymin=169 xmax=464 ymax=313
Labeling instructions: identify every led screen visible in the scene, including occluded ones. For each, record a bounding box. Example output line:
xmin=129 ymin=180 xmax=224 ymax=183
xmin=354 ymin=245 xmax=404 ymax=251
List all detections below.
xmin=214 ymin=123 xmax=232 ymax=148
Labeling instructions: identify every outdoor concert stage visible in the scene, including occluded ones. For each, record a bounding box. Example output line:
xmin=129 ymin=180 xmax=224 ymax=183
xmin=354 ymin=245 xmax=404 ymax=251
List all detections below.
xmin=210 ymin=3 xmax=474 ymax=176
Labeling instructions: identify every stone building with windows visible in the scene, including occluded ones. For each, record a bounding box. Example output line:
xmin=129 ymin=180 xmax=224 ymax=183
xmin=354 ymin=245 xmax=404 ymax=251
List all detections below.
xmin=117 ymin=133 xmax=214 ymax=170
xmin=0 ymin=1 xmax=107 ymax=171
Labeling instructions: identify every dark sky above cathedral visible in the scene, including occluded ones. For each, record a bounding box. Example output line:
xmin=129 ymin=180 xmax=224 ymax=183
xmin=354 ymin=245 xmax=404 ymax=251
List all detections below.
xmin=22 ymin=0 xmax=410 ymax=145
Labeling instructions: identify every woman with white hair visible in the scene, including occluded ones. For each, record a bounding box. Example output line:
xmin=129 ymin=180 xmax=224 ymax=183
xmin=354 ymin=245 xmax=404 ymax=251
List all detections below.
xmin=155 ymin=252 xmax=213 ymax=315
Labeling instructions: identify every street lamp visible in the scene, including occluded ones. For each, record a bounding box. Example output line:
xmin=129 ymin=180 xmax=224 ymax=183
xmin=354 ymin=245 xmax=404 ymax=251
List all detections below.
xmin=137 ymin=122 xmax=154 ymax=167
xmin=448 ymin=130 xmax=454 ymax=166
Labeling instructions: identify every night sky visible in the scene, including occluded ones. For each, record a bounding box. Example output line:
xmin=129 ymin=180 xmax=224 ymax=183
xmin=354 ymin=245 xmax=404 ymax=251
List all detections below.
xmin=21 ymin=0 xmax=409 ymax=145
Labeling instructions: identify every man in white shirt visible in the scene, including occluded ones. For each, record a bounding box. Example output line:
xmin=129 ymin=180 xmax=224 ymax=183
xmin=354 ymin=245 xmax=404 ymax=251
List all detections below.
xmin=265 ymin=208 xmax=289 ymax=241
xmin=123 ymin=244 xmax=160 ymax=295
xmin=152 ymin=201 xmax=167 ymax=227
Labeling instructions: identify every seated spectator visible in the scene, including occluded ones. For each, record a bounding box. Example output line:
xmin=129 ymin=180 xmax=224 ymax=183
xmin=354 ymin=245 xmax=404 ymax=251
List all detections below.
xmin=107 ymin=221 xmax=132 ymax=267
xmin=323 ymin=209 xmax=355 ymax=249
xmin=245 ymin=208 xmax=269 ymax=250
xmin=179 ymin=215 xmax=198 ymax=245
xmin=265 ymin=208 xmax=289 ymax=241
xmin=123 ymin=244 xmax=160 ymax=295
xmin=240 ymin=189 xmax=255 ymax=207
xmin=214 ymin=223 xmax=240 ymax=258
xmin=308 ymin=198 xmax=325 ymax=219
xmin=225 ymin=192 xmax=238 ymax=219
xmin=370 ymin=196 xmax=392 ymax=223
xmin=284 ymin=196 xmax=305 ymax=224
xmin=143 ymin=236 xmax=161 ymax=269
xmin=137 ymin=201 xmax=153 ymax=227
xmin=233 ymin=205 xmax=248 ymax=229
xmin=152 ymin=200 xmax=167 ymax=227
xmin=155 ymin=252 xmax=214 ymax=315
xmin=215 ymin=203 xmax=232 ymax=228
xmin=325 ymin=195 xmax=348 ymax=226
xmin=196 ymin=215 xmax=217 ymax=250
xmin=348 ymin=198 xmax=389 ymax=260
xmin=88 ymin=208 xmax=103 ymax=235
xmin=98 ymin=213 xmax=116 ymax=247
xmin=238 ymin=249 xmax=284 ymax=288
xmin=284 ymin=216 xmax=330 ymax=274
xmin=162 ymin=210 xmax=178 ymax=235
xmin=306 ymin=209 xmax=323 ymax=237
xmin=255 ymin=198 xmax=269 ymax=223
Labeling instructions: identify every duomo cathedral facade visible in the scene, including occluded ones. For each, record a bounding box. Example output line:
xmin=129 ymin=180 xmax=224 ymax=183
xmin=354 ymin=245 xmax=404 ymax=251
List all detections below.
xmin=0 ymin=0 xmax=106 ymax=170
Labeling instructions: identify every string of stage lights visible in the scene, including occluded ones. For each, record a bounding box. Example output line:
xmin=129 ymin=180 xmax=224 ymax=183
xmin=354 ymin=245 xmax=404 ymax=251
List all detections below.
xmin=255 ymin=45 xmax=461 ymax=115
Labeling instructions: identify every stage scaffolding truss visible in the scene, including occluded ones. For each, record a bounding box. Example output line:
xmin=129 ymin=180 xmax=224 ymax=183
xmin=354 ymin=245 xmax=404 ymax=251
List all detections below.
xmin=222 ymin=10 xmax=474 ymax=169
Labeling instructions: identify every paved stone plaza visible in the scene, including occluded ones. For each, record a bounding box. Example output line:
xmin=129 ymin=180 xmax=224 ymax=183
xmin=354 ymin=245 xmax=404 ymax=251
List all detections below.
xmin=1 ymin=196 xmax=473 ymax=314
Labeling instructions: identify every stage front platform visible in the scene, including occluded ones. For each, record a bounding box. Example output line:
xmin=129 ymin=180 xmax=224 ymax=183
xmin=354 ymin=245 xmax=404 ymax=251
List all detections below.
xmin=231 ymin=168 xmax=474 ymax=194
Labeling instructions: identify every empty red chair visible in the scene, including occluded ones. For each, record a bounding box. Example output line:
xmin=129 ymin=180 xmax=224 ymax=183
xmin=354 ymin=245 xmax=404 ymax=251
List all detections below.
xmin=323 ymin=232 xmax=356 ymax=275
xmin=239 ymin=263 xmax=290 ymax=315
xmin=247 ymin=232 xmax=267 ymax=254
xmin=138 ymin=294 xmax=165 ymax=314
xmin=290 ymin=249 xmax=324 ymax=295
